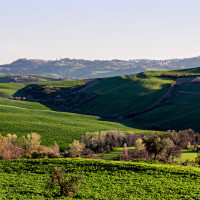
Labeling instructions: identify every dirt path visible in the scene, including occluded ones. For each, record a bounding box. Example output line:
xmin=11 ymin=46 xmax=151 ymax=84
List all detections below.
xmin=79 ymin=79 xmax=99 ymax=91
xmin=178 ymin=91 xmax=199 ymax=94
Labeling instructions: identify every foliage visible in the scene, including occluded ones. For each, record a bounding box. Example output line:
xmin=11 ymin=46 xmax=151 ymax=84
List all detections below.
xmin=143 ymin=133 xmax=167 ymax=160
xmin=195 ymin=151 xmax=200 ymax=165
xmin=135 ymin=138 xmax=144 ymax=150
xmin=82 ymin=130 xmax=127 ymax=153
xmin=19 ymin=132 xmax=41 ymax=153
xmin=0 ymin=133 xmax=60 ymax=160
xmin=47 ymin=167 xmax=81 ymax=197
xmin=0 ymin=159 xmax=200 ymax=199
xmin=69 ymin=140 xmax=85 ymax=157
xmin=0 ymin=134 xmax=25 ymax=160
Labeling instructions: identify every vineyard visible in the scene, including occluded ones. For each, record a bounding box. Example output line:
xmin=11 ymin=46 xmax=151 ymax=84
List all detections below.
xmin=0 ymin=158 xmax=199 ymax=199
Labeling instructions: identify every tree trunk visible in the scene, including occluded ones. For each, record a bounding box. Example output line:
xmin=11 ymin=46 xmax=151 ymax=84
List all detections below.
xmin=154 ymin=153 xmax=157 ymax=160
xmin=60 ymin=185 xmax=64 ymax=196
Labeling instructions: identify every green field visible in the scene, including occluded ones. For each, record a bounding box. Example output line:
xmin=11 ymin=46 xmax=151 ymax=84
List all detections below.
xmin=102 ymin=148 xmax=198 ymax=162
xmin=0 ymin=79 xmax=83 ymax=98
xmin=0 ymin=158 xmax=200 ymax=199
xmin=78 ymin=74 xmax=174 ymax=115
xmin=101 ymin=147 xmax=134 ymax=160
xmin=0 ymin=73 xmax=169 ymax=150
xmin=131 ymin=81 xmax=200 ymax=131
xmin=1 ymin=68 xmax=200 ymax=150
xmin=178 ymin=150 xmax=198 ymax=162
xmin=0 ymin=74 xmax=59 ymax=83
xmin=0 ymin=98 xmax=144 ymax=150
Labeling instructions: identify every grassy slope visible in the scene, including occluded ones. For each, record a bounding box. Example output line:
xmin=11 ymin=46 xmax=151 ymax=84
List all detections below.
xmin=0 ymin=99 xmax=143 ymax=150
xmin=1 ymin=67 xmax=200 ymax=149
xmin=0 ymin=158 xmax=200 ymax=199
xmin=0 ymin=79 xmax=153 ymax=150
xmin=78 ymin=73 xmax=174 ymax=115
xmin=0 ymin=80 xmax=83 ymax=98
xmin=130 ymin=81 xmax=200 ymax=131
xmin=0 ymin=74 xmax=59 ymax=83
xmin=0 ymin=73 xmax=172 ymax=150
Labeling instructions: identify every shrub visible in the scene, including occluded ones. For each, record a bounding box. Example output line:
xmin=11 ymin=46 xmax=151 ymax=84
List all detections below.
xmin=182 ymin=159 xmax=190 ymax=166
xmin=128 ymin=148 xmax=149 ymax=160
xmin=69 ymin=140 xmax=85 ymax=157
xmin=19 ymin=132 xmax=41 ymax=154
xmin=47 ymin=167 xmax=82 ymax=197
xmin=195 ymin=152 xmax=200 ymax=165
xmin=31 ymin=151 xmax=47 ymax=159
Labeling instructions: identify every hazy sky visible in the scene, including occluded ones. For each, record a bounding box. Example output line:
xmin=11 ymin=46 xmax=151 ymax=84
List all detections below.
xmin=1 ymin=0 xmax=200 ymax=64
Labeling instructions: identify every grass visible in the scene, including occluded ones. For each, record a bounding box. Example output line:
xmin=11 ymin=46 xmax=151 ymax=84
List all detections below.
xmin=1 ymin=67 xmax=200 ymax=150
xmin=179 ymin=150 xmax=198 ymax=162
xmin=78 ymin=74 xmax=174 ymax=115
xmin=101 ymin=148 xmax=198 ymax=162
xmin=0 ymin=98 xmax=145 ymax=150
xmin=0 ymin=158 xmax=200 ymax=199
xmin=0 ymin=75 xmax=167 ymax=150
xmin=0 ymin=80 xmax=83 ymax=98
xmin=102 ymin=147 xmax=134 ymax=160
xmin=130 ymin=81 xmax=200 ymax=131
xmin=0 ymin=74 xmax=60 ymax=83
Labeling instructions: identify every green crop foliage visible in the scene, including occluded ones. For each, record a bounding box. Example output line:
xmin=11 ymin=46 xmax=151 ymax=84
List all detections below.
xmin=0 ymin=158 xmax=199 ymax=199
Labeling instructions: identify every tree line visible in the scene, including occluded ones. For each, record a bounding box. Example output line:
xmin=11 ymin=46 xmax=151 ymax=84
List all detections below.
xmin=1 ymin=129 xmax=200 ymax=165
xmin=67 ymin=129 xmax=200 ymax=164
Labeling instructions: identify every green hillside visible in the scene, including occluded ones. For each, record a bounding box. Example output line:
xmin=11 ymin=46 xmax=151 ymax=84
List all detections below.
xmin=1 ymin=67 xmax=200 ymax=150
xmin=130 ymin=81 xmax=200 ymax=131
xmin=0 ymin=79 xmax=83 ymax=98
xmin=0 ymin=99 xmax=141 ymax=150
xmin=78 ymin=73 xmax=173 ymax=115
xmin=76 ymin=68 xmax=200 ymax=131
xmin=0 ymin=158 xmax=200 ymax=199
xmin=0 ymin=78 xmax=144 ymax=150
xmin=0 ymin=74 xmax=59 ymax=83
xmin=77 ymin=68 xmax=200 ymax=116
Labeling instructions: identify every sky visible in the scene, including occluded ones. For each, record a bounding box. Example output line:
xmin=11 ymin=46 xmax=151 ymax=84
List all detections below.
xmin=1 ymin=0 xmax=200 ymax=64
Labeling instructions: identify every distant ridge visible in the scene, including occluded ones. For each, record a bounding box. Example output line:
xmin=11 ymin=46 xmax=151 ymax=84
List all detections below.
xmin=1 ymin=56 xmax=200 ymax=79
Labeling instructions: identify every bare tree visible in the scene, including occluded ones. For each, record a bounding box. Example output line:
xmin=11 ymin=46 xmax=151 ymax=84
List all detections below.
xmin=69 ymin=140 xmax=85 ymax=157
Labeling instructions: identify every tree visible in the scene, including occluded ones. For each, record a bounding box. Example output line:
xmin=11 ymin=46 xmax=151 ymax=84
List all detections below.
xmin=47 ymin=167 xmax=82 ymax=197
xmin=20 ymin=132 xmax=41 ymax=153
xmin=69 ymin=140 xmax=85 ymax=157
xmin=0 ymin=134 xmax=25 ymax=160
xmin=123 ymin=143 xmax=128 ymax=156
xmin=167 ymin=146 xmax=182 ymax=162
xmin=135 ymin=138 xmax=144 ymax=150
xmin=143 ymin=133 xmax=167 ymax=160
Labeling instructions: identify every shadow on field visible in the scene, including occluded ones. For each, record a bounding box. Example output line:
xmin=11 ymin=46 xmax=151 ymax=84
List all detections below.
xmin=11 ymin=84 xmax=145 ymax=131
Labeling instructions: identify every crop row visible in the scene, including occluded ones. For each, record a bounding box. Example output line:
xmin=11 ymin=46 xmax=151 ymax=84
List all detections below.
xmin=0 ymin=159 xmax=199 ymax=199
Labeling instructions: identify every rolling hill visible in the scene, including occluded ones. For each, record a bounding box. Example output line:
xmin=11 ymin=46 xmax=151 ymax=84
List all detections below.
xmin=0 ymin=79 xmax=143 ymax=150
xmin=1 ymin=67 xmax=200 ymax=150
xmin=1 ymin=55 xmax=200 ymax=79
xmin=0 ymin=74 xmax=59 ymax=83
